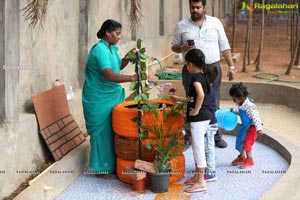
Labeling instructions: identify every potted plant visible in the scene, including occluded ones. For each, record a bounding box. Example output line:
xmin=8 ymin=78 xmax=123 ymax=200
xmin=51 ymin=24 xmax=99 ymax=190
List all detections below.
xmin=140 ymin=100 xmax=186 ymax=193
xmin=112 ymin=40 xmax=187 ymax=190
xmin=127 ymin=40 xmax=187 ymax=193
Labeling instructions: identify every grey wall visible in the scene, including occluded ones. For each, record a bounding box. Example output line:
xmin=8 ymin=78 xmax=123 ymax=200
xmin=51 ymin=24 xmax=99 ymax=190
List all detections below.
xmin=3 ymin=0 xmax=20 ymax=122
xmin=221 ymin=82 xmax=300 ymax=112
xmin=19 ymin=0 xmax=80 ymax=112
xmin=0 ymin=0 xmax=5 ymax=122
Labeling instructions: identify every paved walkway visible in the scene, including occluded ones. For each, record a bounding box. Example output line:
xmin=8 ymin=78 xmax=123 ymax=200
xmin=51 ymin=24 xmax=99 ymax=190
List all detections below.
xmin=56 ymin=102 xmax=298 ymax=200
xmin=56 ymin=135 xmax=288 ymax=200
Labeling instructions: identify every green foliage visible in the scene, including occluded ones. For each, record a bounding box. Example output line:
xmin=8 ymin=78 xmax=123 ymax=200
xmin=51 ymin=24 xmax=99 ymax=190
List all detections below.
xmin=141 ymin=102 xmax=186 ymax=173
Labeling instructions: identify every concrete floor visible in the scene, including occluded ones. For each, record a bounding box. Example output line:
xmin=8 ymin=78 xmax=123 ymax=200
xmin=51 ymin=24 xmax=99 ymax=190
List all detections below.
xmin=56 ymin=135 xmax=288 ymax=200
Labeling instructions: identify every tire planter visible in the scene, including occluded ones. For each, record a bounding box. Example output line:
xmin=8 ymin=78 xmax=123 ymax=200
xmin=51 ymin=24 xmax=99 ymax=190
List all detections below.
xmin=114 ymin=134 xmax=156 ymax=161
xmin=116 ymin=154 xmax=185 ymax=185
xmin=112 ymin=100 xmax=184 ymax=138
xmin=114 ymin=133 xmax=184 ymax=161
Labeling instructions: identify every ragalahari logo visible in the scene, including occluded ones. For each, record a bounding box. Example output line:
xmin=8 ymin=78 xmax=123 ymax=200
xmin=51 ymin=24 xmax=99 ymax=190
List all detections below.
xmin=241 ymin=1 xmax=254 ymax=15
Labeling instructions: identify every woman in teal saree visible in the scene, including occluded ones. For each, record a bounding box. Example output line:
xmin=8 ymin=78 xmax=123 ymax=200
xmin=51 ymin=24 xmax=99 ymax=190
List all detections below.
xmin=82 ymin=19 xmax=137 ymax=174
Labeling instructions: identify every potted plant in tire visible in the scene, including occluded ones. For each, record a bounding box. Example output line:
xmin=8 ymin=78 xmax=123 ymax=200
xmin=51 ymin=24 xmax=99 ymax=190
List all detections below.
xmin=141 ymin=101 xmax=186 ymax=193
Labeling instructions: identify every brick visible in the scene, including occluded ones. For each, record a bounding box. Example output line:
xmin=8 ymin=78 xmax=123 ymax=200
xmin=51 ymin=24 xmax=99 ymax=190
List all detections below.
xmin=48 ymin=123 xmax=60 ymax=135
xmin=124 ymin=166 xmax=146 ymax=181
xmin=60 ymin=140 xmax=76 ymax=155
xmin=40 ymin=130 xmax=47 ymax=139
xmin=47 ymin=134 xmax=59 ymax=144
xmin=79 ymin=133 xmax=85 ymax=141
xmin=62 ymin=115 xmax=73 ymax=125
xmin=49 ymin=137 xmax=67 ymax=151
xmin=55 ymin=150 xmax=62 ymax=159
xmin=44 ymin=128 xmax=51 ymax=137
xmin=134 ymin=159 xmax=156 ymax=173
xmin=57 ymin=120 xmax=64 ymax=128
xmin=74 ymin=136 xmax=82 ymax=145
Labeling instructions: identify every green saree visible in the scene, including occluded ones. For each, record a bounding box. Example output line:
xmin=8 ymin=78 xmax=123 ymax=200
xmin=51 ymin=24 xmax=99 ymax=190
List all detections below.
xmin=82 ymin=40 xmax=124 ymax=173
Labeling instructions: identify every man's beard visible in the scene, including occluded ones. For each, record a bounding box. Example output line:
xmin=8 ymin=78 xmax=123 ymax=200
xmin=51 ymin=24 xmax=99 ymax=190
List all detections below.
xmin=191 ymin=12 xmax=204 ymax=21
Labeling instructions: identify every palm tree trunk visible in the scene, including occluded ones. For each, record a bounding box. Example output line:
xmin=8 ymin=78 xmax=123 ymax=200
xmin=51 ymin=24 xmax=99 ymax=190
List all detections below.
xmin=242 ymin=0 xmax=253 ymax=72
xmin=231 ymin=0 xmax=236 ymax=52
xmin=295 ymin=13 xmax=300 ymax=65
xmin=255 ymin=0 xmax=265 ymax=71
xmin=247 ymin=0 xmax=253 ymax=65
xmin=286 ymin=29 xmax=300 ymax=75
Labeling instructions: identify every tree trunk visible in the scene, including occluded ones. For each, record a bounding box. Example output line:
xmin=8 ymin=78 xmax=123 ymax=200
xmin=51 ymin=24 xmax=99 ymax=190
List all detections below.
xmin=290 ymin=0 xmax=296 ymax=57
xmin=265 ymin=0 xmax=270 ymax=26
xmin=247 ymin=0 xmax=253 ymax=65
xmin=247 ymin=10 xmax=253 ymax=65
xmin=286 ymin=8 xmax=290 ymax=39
xmin=286 ymin=30 xmax=300 ymax=75
xmin=243 ymin=0 xmax=253 ymax=71
xmin=255 ymin=0 xmax=265 ymax=71
xmin=295 ymin=13 xmax=300 ymax=65
xmin=231 ymin=0 xmax=236 ymax=52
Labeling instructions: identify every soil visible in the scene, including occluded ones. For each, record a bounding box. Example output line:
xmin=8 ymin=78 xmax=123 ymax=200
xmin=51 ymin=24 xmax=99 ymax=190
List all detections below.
xmin=221 ymin=19 xmax=300 ymax=88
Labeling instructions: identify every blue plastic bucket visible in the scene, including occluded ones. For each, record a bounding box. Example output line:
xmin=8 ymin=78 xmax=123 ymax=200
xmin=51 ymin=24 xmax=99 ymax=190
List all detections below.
xmin=215 ymin=109 xmax=238 ymax=131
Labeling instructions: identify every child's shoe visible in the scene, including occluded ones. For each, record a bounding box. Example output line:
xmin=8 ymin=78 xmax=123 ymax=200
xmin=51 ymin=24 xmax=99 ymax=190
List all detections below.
xmin=231 ymin=155 xmax=246 ymax=166
xmin=204 ymin=173 xmax=217 ymax=182
xmin=240 ymin=158 xmax=254 ymax=169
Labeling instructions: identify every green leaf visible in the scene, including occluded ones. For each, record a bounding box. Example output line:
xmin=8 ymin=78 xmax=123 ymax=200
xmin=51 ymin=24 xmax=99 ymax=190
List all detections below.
xmin=140 ymin=54 xmax=148 ymax=60
xmin=129 ymin=81 xmax=137 ymax=91
xmin=138 ymin=132 xmax=145 ymax=138
xmin=141 ymin=93 xmax=148 ymax=101
xmin=140 ymin=47 xmax=146 ymax=53
xmin=141 ymin=72 xmax=147 ymax=80
xmin=137 ymin=39 xmax=142 ymax=49
xmin=126 ymin=52 xmax=136 ymax=60
xmin=141 ymin=60 xmax=147 ymax=71
xmin=145 ymin=142 xmax=152 ymax=150
xmin=141 ymin=104 xmax=150 ymax=112
xmin=134 ymin=95 xmax=141 ymax=102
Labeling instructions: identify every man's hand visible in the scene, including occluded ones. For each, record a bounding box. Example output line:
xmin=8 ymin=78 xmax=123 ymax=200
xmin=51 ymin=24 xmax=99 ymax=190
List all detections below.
xmin=181 ymin=44 xmax=195 ymax=53
xmin=227 ymin=66 xmax=236 ymax=81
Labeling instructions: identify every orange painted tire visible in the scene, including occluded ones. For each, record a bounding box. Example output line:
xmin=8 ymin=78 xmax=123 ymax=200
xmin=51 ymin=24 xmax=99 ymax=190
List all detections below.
xmin=114 ymin=132 xmax=184 ymax=161
xmin=116 ymin=154 xmax=185 ymax=184
xmin=116 ymin=157 xmax=135 ymax=184
xmin=114 ymin=134 xmax=156 ymax=161
xmin=112 ymin=100 xmax=184 ymax=138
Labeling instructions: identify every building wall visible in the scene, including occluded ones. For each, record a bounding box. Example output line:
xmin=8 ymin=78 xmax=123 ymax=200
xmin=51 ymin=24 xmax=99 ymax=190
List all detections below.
xmin=0 ymin=0 xmax=5 ymax=122
xmin=0 ymin=0 xmax=231 ymax=198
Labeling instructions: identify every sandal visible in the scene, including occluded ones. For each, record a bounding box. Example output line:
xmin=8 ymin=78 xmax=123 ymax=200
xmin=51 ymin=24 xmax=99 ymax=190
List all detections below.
xmin=184 ymin=178 xmax=196 ymax=185
xmin=184 ymin=184 xmax=207 ymax=193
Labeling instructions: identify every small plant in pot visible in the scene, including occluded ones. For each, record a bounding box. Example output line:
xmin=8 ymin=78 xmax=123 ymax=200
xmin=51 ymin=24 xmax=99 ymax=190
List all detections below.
xmin=141 ymin=101 xmax=186 ymax=193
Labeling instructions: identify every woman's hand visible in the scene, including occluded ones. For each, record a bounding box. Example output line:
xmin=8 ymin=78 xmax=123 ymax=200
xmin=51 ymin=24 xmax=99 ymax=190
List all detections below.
xmin=130 ymin=74 xmax=138 ymax=82
xmin=127 ymin=48 xmax=138 ymax=55
xmin=121 ymin=48 xmax=138 ymax=69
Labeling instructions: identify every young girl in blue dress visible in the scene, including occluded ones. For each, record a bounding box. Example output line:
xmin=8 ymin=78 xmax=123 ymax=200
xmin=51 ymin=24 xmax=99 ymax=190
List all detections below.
xmin=230 ymin=83 xmax=263 ymax=168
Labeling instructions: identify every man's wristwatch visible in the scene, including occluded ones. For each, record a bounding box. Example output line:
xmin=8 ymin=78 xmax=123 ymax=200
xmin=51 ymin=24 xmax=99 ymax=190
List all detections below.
xmin=229 ymin=66 xmax=236 ymax=71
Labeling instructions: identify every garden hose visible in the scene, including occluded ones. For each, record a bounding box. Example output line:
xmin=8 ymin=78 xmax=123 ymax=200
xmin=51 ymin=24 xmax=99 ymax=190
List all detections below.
xmin=153 ymin=58 xmax=182 ymax=80
xmin=253 ymin=72 xmax=300 ymax=83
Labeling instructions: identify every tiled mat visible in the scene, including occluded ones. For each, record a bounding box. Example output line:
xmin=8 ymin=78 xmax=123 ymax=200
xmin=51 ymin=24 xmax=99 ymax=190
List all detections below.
xmin=32 ymin=85 xmax=85 ymax=161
